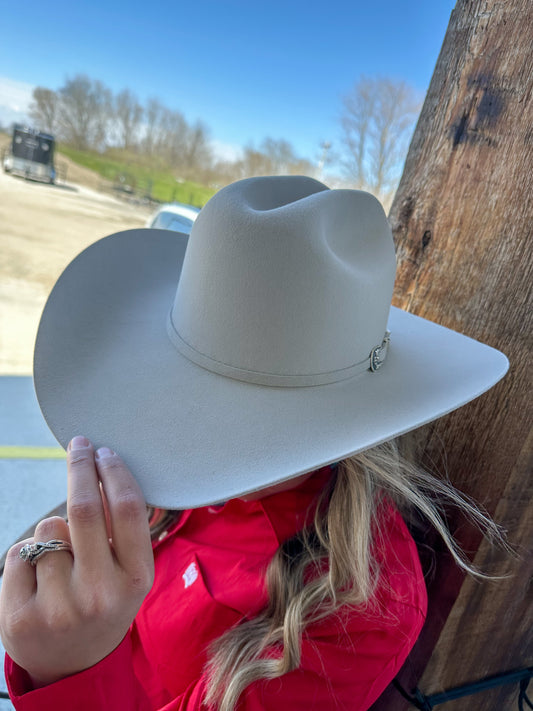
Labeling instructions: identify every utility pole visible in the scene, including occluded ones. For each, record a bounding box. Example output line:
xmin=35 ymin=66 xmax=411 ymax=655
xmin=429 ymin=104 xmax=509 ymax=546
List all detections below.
xmin=372 ymin=1 xmax=533 ymax=709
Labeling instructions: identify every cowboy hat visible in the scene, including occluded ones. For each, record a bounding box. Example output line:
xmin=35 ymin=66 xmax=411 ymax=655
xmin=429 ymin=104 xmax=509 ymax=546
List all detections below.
xmin=33 ymin=176 xmax=508 ymax=508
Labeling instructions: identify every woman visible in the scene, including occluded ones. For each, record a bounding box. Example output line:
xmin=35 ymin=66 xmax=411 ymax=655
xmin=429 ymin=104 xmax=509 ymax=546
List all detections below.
xmin=0 ymin=176 xmax=508 ymax=710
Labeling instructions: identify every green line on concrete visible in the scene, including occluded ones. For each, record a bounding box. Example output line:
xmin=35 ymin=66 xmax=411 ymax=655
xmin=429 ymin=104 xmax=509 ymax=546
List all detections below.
xmin=0 ymin=446 xmax=66 ymax=459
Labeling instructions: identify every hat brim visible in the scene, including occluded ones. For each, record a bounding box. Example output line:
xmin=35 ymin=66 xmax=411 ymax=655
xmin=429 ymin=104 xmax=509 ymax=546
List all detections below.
xmin=34 ymin=229 xmax=508 ymax=508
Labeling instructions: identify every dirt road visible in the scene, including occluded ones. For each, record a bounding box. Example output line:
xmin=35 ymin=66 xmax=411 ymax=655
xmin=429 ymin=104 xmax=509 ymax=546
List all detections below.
xmin=0 ymin=168 xmax=152 ymax=373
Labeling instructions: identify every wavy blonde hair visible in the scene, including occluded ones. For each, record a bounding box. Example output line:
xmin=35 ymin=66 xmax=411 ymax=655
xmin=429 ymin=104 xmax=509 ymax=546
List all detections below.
xmin=150 ymin=438 xmax=509 ymax=711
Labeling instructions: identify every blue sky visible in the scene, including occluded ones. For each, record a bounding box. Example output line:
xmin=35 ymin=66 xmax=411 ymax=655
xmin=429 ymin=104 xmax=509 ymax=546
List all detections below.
xmin=0 ymin=0 xmax=456 ymax=162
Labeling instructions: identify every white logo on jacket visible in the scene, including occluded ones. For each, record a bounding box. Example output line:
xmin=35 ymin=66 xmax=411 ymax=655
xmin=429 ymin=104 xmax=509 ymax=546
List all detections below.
xmin=182 ymin=561 xmax=199 ymax=588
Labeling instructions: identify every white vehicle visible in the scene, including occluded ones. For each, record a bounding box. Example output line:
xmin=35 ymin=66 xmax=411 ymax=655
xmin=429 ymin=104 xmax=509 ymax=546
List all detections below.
xmin=146 ymin=203 xmax=201 ymax=234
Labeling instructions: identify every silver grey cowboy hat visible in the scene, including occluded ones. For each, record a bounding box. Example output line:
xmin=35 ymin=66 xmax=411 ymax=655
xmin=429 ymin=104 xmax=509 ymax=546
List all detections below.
xmin=33 ymin=176 xmax=508 ymax=509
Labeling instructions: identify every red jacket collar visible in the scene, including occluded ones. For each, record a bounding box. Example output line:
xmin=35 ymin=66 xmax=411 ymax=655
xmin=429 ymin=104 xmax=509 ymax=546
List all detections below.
xmin=155 ymin=465 xmax=335 ymax=548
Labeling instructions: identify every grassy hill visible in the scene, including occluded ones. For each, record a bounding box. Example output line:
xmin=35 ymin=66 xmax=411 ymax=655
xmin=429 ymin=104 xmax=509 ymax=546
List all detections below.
xmin=1 ymin=132 xmax=215 ymax=207
xmin=57 ymin=146 xmax=215 ymax=207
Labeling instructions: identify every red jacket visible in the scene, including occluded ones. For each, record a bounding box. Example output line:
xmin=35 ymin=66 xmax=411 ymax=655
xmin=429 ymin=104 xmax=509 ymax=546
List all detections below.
xmin=5 ymin=467 xmax=427 ymax=710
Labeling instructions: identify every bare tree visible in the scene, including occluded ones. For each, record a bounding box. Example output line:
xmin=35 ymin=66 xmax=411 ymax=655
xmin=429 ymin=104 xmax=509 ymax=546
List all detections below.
xmin=181 ymin=121 xmax=212 ymax=177
xmin=234 ymin=138 xmax=314 ymax=179
xmin=238 ymin=146 xmax=269 ymax=177
xmin=340 ymin=76 xmax=421 ymax=207
xmin=159 ymin=108 xmax=188 ymax=163
xmin=261 ymin=138 xmax=296 ymax=173
xmin=58 ymin=75 xmax=112 ymax=151
xmin=29 ymin=87 xmax=60 ymax=135
xmin=142 ymin=98 xmax=165 ymax=156
xmin=142 ymin=100 xmax=188 ymax=162
xmin=114 ymin=89 xmax=143 ymax=150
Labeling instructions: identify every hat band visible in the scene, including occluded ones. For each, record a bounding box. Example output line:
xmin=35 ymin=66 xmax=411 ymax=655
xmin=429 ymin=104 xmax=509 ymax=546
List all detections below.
xmin=167 ymin=313 xmax=390 ymax=387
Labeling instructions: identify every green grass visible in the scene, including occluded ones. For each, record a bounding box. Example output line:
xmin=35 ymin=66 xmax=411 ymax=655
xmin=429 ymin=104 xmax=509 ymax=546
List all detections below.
xmin=0 ymin=446 xmax=66 ymax=459
xmin=58 ymin=146 xmax=216 ymax=207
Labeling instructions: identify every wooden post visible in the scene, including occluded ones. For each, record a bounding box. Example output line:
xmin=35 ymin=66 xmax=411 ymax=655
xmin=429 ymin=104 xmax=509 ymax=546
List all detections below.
xmin=371 ymin=1 xmax=533 ymax=709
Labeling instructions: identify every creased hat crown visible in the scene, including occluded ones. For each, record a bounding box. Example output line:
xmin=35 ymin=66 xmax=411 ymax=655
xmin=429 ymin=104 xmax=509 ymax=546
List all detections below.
xmin=168 ymin=176 xmax=396 ymax=386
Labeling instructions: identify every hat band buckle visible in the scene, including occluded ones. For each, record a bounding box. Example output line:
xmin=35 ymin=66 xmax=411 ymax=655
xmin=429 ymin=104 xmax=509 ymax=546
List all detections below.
xmin=167 ymin=312 xmax=390 ymax=387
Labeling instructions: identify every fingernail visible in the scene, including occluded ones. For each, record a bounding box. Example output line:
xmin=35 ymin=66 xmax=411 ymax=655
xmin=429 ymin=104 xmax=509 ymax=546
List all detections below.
xmin=96 ymin=447 xmax=115 ymax=459
xmin=69 ymin=436 xmax=90 ymax=451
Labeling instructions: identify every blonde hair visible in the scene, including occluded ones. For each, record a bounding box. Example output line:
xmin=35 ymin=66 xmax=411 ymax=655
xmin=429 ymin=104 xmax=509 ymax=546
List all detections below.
xmin=150 ymin=439 xmax=509 ymax=711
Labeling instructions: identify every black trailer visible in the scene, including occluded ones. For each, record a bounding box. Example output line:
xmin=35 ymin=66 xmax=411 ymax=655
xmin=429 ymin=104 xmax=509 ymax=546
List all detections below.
xmin=3 ymin=125 xmax=56 ymax=183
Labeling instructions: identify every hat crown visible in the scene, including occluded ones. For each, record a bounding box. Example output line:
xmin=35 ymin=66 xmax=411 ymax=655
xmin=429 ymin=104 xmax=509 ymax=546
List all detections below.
xmin=169 ymin=176 xmax=396 ymax=385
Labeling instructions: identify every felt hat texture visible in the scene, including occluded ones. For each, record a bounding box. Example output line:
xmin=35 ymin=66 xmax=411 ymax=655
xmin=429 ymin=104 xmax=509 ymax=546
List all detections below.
xmin=34 ymin=176 xmax=509 ymax=508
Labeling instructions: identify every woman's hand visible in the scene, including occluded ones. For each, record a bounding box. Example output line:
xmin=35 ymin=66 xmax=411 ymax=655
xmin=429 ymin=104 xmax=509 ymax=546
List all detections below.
xmin=0 ymin=436 xmax=154 ymax=686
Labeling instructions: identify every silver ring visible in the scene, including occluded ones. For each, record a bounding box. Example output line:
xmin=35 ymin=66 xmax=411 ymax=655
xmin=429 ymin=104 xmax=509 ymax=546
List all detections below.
xmin=19 ymin=539 xmax=73 ymax=566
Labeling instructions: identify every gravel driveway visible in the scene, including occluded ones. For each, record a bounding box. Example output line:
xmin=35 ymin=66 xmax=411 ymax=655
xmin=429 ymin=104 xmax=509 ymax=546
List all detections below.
xmin=0 ymin=167 xmax=151 ymax=373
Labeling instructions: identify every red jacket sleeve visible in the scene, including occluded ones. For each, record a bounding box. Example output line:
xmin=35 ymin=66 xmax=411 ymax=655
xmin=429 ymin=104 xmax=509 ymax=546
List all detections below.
xmin=5 ymin=634 xmax=150 ymax=711
xmin=5 ymin=595 xmax=425 ymax=711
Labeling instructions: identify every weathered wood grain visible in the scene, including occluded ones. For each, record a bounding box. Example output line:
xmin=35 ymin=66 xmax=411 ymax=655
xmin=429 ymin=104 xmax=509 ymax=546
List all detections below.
xmin=371 ymin=0 xmax=532 ymax=708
